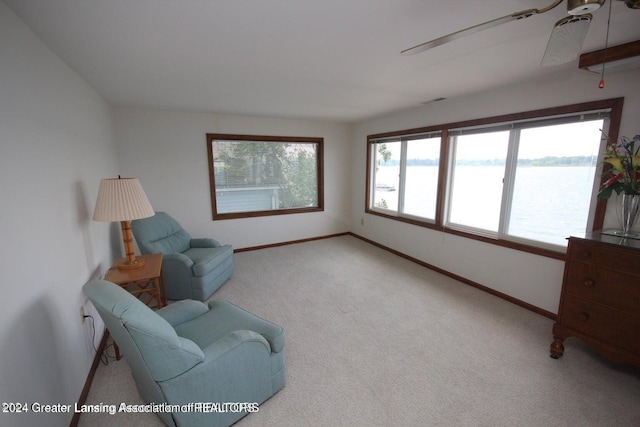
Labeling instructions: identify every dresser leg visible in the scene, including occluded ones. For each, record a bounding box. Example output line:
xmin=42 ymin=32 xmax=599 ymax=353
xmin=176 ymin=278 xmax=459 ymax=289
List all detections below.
xmin=550 ymin=337 xmax=564 ymax=359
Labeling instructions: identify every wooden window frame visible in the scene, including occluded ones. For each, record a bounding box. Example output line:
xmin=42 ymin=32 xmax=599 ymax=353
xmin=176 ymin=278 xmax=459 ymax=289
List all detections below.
xmin=366 ymin=98 xmax=624 ymax=260
xmin=207 ymin=133 xmax=324 ymax=220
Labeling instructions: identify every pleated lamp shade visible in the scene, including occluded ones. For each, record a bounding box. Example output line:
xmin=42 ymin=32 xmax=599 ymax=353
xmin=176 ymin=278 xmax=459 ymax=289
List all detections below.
xmin=93 ymin=177 xmax=154 ymax=222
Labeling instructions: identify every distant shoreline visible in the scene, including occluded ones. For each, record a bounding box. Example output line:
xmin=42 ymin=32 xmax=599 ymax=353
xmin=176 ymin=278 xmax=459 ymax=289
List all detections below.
xmin=379 ymin=155 xmax=597 ymax=167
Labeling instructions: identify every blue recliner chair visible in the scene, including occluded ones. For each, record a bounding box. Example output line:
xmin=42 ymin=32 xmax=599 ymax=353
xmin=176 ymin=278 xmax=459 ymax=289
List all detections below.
xmin=131 ymin=212 xmax=233 ymax=301
xmin=83 ymin=280 xmax=285 ymax=427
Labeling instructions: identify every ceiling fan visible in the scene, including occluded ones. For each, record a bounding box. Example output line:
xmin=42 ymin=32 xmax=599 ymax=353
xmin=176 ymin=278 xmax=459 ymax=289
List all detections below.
xmin=402 ymin=0 xmax=639 ymax=66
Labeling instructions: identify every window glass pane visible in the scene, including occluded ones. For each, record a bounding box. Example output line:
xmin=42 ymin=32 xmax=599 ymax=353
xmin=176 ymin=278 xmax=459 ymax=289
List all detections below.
xmin=403 ymin=137 xmax=440 ymax=219
xmin=508 ymin=120 xmax=602 ymax=246
xmin=211 ymin=138 xmax=321 ymax=216
xmin=449 ymin=131 xmax=509 ymax=232
xmin=372 ymin=141 xmax=400 ymax=211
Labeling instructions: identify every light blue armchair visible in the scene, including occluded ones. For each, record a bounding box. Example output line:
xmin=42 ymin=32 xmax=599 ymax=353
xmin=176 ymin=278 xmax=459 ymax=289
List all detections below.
xmin=131 ymin=212 xmax=233 ymax=301
xmin=83 ymin=280 xmax=285 ymax=427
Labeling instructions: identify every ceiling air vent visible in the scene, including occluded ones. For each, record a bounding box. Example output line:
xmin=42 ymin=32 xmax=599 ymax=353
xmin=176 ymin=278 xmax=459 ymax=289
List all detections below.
xmin=421 ymin=97 xmax=447 ymax=105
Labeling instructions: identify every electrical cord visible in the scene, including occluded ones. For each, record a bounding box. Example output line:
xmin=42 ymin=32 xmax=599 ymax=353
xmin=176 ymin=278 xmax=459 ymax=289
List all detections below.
xmin=84 ymin=314 xmax=116 ymax=365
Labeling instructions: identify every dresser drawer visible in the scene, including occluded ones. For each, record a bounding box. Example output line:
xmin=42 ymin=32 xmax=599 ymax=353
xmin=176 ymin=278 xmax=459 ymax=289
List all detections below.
xmin=561 ymin=298 xmax=640 ymax=355
xmin=569 ymin=239 xmax=640 ymax=273
xmin=568 ymin=240 xmax=604 ymax=262
xmin=564 ymin=262 xmax=640 ymax=313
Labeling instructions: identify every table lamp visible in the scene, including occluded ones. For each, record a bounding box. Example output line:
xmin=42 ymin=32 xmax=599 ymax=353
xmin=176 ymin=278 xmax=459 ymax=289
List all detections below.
xmin=93 ymin=177 xmax=155 ymax=270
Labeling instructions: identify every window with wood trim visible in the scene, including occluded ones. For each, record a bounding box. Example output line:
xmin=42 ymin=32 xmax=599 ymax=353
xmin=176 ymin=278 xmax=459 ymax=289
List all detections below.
xmin=207 ymin=134 xmax=324 ymax=220
xmin=367 ymin=98 xmax=624 ymax=257
xmin=447 ymin=118 xmax=604 ymax=248
xmin=370 ymin=132 xmax=442 ymax=221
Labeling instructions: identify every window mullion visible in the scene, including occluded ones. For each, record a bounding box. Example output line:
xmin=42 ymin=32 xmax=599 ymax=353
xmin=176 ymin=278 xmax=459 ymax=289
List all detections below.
xmin=499 ymin=129 xmax=520 ymax=237
xmin=398 ymin=139 xmax=408 ymax=214
xmin=370 ymin=144 xmax=379 ymax=206
xmin=444 ymin=135 xmax=457 ymax=226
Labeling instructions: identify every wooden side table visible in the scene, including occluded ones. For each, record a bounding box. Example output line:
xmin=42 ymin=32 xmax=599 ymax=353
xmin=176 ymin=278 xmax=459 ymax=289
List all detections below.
xmin=104 ymin=253 xmax=167 ymax=359
xmin=104 ymin=253 xmax=167 ymax=308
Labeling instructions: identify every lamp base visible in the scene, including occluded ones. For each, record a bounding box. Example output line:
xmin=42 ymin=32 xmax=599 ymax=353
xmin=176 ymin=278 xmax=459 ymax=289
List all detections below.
xmin=117 ymin=220 xmax=146 ymax=270
xmin=116 ymin=257 xmax=146 ymax=271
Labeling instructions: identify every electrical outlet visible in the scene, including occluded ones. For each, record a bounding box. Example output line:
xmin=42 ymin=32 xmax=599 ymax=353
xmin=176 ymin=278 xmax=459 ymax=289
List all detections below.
xmin=360 ymin=218 xmax=364 ymax=226
xmin=80 ymin=306 xmax=85 ymax=323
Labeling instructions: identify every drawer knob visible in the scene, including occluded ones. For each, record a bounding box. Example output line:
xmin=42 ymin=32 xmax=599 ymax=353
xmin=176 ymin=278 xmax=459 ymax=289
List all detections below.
xmin=580 ymin=250 xmax=591 ymax=259
xmin=583 ymin=279 xmax=595 ymax=287
xmin=578 ymin=312 xmax=589 ymax=321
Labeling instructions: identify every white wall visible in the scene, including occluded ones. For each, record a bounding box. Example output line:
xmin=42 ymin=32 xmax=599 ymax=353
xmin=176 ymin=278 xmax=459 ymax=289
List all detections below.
xmin=0 ymin=3 xmax=118 ymax=426
xmin=114 ymin=108 xmax=353 ymax=249
xmin=351 ymin=67 xmax=640 ymax=314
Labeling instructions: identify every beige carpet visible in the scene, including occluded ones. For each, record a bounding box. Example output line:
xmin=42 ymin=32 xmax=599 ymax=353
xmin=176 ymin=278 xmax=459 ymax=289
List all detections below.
xmin=79 ymin=235 xmax=640 ymax=426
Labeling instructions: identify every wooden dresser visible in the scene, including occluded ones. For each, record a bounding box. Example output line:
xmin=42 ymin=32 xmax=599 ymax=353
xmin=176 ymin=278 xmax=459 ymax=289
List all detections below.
xmin=550 ymin=232 xmax=640 ymax=368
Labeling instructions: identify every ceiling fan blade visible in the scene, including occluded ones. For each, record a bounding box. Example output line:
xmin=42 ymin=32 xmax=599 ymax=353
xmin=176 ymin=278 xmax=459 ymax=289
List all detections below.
xmin=541 ymin=14 xmax=593 ymax=66
xmin=402 ymin=0 xmax=564 ymax=56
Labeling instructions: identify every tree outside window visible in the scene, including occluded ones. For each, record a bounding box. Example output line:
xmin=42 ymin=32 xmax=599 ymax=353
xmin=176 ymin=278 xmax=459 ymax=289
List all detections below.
xmin=207 ymin=134 xmax=323 ymax=220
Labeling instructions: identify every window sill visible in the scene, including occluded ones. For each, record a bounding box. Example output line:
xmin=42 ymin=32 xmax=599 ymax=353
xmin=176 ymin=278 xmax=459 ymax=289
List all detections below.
xmin=366 ymin=209 xmax=567 ymax=261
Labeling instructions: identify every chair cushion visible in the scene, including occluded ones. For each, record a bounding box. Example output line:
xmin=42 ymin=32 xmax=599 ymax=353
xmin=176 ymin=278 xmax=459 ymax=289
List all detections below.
xmin=183 ymin=245 xmax=234 ymax=277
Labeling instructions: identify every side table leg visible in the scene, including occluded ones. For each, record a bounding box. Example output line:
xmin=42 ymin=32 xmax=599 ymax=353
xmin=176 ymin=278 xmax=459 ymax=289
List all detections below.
xmin=550 ymin=337 xmax=564 ymax=359
xmin=153 ymin=277 xmax=163 ymax=308
xmin=160 ymin=268 xmax=167 ymax=306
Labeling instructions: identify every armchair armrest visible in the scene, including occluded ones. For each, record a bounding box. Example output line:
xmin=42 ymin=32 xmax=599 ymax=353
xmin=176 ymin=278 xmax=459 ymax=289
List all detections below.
xmin=164 ymin=252 xmax=194 ymax=267
xmin=158 ymin=331 xmax=271 ymax=383
xmin=190 ymin=238 xmax=221 ymax=248
xmin=158 ymin=330 xmax=273 ymax=415
xmin=157 ymin=300 xmax=209 ymax=327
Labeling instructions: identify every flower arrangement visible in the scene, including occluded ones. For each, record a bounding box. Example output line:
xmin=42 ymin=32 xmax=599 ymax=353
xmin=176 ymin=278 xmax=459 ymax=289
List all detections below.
xmin=597 ymin=134 xmax=640 ymax=200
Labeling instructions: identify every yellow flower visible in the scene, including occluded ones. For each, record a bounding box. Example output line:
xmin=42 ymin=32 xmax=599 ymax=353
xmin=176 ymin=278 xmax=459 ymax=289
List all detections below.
xmin=633 ymin=155 xmax=640 ymax=169
xmin=604 ymin=157 xmax=624 ymax=173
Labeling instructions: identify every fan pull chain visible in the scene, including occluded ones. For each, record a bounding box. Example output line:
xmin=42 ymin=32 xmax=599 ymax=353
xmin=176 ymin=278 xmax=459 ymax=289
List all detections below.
xmin=599 ymin=0 xmax=613 ymax=88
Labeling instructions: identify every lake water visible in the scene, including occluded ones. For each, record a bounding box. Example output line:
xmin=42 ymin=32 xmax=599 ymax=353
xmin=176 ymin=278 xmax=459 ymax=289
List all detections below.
xmin=373 ymin=165 xmax=597 ymax=247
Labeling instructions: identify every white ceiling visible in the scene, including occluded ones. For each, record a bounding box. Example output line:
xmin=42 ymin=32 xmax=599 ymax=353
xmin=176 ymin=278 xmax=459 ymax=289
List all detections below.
xmin=5 ymin=0 xmax=640 ymax=122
